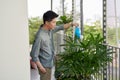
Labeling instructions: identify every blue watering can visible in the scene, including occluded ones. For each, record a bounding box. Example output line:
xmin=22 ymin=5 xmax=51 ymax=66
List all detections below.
xmin=75 ymin=26 xmax=81 ymax=38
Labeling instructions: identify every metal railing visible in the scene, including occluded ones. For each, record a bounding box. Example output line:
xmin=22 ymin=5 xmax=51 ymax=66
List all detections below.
xmin=92 ymin=45 xmax=120 ymax=80
xmin=88 ymin=45 xmax=120 ymax=80
xmin=104 ymin=45 xmax=120 ymax=80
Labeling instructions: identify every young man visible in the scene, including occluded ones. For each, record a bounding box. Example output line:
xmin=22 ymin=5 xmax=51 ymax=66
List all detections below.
xmin=30 ymin=10 xmax=78 ymax=80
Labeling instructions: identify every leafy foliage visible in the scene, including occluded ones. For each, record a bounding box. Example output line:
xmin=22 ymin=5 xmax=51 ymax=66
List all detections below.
xmin=107 ymin=27 xmax=120 ymax=46
xmin=84 ymin=24 xmax=102 ymax=39
xmin=29 ymin=17 xmax=43 ymax=44
xmin=57 ymin=15 xmax=73 ymax=25
xmin=55 ymin=33 xmax=113 ymax=80
xmin=56 ymin=15 xmax=73 ymax=37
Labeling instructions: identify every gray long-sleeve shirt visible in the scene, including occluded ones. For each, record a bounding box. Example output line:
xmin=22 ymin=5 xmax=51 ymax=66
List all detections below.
xmin=30 ymin=25 xmax=64 ymax=68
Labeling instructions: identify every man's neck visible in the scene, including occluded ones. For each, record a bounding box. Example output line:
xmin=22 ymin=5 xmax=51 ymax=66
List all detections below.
xmin=43 ymin=24 xmax=50 ymax=30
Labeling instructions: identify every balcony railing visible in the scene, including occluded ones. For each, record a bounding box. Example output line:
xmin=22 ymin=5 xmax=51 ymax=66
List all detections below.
xmin=98 ymin=45 xmax=120 ymax=80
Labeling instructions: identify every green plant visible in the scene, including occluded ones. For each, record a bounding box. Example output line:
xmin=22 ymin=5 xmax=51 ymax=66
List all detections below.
xmin=55 ymin=33 xmax=113 ymax=80
xmin=84 ymin=25 xmax=102 ymax=39
xmin=57 ymin=15 xmax=73 ymax=25
xmin=28 ymin=17 xmax=43 ymax=44
xmin=56 ymin=15 xmax=73 ymax=37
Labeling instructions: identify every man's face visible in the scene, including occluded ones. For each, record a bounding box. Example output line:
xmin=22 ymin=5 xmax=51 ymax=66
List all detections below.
xmin=46 ymin=18 xmax=57 ymax=30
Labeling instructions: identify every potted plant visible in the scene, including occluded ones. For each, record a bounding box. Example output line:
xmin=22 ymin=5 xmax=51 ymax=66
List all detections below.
xmin=55 ymin=33 xmax=113 ymax=80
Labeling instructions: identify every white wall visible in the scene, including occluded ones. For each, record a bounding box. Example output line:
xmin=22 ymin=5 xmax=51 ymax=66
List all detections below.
xmin=0 ymin=0 xmax=30 ymax=80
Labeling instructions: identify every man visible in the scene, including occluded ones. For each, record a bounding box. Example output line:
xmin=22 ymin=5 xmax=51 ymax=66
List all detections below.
xmin=30 ymin=10 xmax=78 ymax=80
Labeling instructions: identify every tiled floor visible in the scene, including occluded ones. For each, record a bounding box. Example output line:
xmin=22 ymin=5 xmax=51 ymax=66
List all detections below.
xmin=30 ymin=67 xmax=56 ymax=80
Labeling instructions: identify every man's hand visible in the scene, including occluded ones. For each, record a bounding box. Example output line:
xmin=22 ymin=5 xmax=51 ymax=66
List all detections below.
xmin=38 ymin=66 xmax=46 ymax=74
xmin=72 ymin=23 xmax=79 ymax=27
xmin=35 ymin=61 xmax=46 ymax=74
xmin=63 ymin=22 xmax=79 ymax=29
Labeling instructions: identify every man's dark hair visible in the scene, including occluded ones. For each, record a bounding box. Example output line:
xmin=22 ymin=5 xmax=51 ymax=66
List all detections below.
xmin=43 ymin=10 xmax=59 ymax=24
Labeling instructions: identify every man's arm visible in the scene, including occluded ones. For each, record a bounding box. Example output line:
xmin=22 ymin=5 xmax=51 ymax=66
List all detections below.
xmin=53 ymin=24 xmax=64 ymax=33
xmin=63 ymin=22 xmax=79 ymax=29
xmin=30 ymin=32 xmax=46 ymax=73
xmin=53 ymin=23 xmax=79 ymax=33
xmin=35 ymin=61 xmax=46 ymax=73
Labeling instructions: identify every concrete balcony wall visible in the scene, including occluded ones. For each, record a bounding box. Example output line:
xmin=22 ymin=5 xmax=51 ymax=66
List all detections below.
xmin=0 ymin=0 xmax=30 ymax=80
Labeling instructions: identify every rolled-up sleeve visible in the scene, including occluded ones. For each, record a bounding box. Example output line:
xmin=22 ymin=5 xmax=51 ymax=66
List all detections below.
xmin=30 ymin=35 xmax=41 ymax=62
